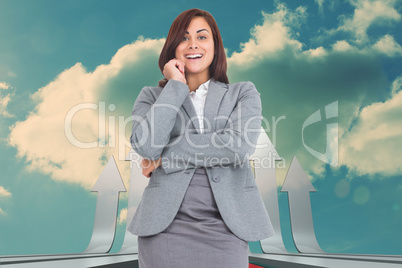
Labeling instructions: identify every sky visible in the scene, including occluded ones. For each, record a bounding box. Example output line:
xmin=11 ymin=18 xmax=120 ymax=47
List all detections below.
xmin=0 ymin=0 xmax=401 ymax=256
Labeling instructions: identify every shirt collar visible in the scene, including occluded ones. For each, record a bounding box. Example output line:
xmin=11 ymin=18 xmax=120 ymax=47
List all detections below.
xmin=190 ymin=79 xmax=211 ymax=94
xmin=203 ymin=79 xmax=211 ymax=90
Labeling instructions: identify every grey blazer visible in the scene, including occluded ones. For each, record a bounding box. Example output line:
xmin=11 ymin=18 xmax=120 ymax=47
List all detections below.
xmin=127 ymin=78 xmax=274 ymax=242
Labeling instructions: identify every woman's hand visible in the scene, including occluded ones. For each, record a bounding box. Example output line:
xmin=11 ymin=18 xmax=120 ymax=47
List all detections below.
xmin=163 ymin=58 xmax=187 ymax=85
xmin=141 ymin=157 xmax=162 ymax=178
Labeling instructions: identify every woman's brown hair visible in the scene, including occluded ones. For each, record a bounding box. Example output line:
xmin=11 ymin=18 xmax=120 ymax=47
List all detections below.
xmin=158 ymin=8 xmax=229 ymax=87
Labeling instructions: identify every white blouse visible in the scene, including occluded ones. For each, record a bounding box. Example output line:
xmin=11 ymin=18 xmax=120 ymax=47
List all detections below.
xmin=189 ymin=79 xmax=211 ymax=134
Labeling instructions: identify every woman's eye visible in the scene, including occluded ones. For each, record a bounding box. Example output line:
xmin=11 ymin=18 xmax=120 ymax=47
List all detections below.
xmin=199 ymin=36 xmax=206 ymax=40
xmin=182 ymin=36 xmax=189 ymax=41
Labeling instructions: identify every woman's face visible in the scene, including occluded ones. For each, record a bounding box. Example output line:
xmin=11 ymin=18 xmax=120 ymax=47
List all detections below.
xmin=175 ymin=17 xmax=215 ymax=79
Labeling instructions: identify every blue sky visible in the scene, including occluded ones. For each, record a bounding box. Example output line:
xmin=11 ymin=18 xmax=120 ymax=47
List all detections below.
xmin=0 ymin=0 xmax=401 ymax=256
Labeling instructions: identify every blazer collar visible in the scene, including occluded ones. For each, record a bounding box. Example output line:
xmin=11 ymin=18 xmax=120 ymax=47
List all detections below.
xmin=181 ymin=78 xmax=229 ymax=134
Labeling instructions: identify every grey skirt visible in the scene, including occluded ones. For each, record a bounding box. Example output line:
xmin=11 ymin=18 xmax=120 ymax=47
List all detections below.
xmin=138 ymin=167 xmax=249 ymax=268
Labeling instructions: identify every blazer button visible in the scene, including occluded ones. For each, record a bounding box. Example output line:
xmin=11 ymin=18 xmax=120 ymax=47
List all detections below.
xmin=212 ymin=176 xmax=220 ymax=182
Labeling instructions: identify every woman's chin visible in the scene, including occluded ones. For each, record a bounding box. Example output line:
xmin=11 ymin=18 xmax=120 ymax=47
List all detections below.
xmin=184 ymin=68 xmax=208 ymax=77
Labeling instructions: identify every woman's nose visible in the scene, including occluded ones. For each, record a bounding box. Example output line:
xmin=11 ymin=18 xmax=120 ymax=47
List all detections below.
xmin=189 ymin=39 xmax=198 ymax=49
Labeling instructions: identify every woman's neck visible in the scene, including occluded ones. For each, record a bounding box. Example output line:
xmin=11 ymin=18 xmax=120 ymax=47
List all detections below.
xmin=186 ymin=73 xmax=211 ymax=92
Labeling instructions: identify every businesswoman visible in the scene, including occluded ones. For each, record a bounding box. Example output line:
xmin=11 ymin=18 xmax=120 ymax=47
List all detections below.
xmin=128 ymin=8 xmax=274 ymax=268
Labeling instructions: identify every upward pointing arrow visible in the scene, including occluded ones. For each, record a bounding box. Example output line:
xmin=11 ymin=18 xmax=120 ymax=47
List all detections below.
xmin=83 ymin=155 xmax=126 ymax=253
xmin=251 ymin=128 xmax=288 ymax=254
xmin=281 ymin=156 xmax=324 ymax=253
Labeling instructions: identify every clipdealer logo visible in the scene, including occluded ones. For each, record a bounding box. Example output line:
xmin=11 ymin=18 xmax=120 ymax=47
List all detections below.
xmin=302 ymin=101 xmax=338 ymax=166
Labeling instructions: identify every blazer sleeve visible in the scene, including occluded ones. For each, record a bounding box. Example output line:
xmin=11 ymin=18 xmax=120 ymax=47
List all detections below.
xmin=160 ymin=81 xmax=262 ymax=175
xmin=130 ymin=79 xmax=189 ymax=160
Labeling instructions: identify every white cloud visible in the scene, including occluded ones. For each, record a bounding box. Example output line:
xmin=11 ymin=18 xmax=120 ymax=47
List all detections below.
xmin=8 ymin=37 xmax=165 ymax=189
xmin=332 ymin=40 xmax=354 ymax=51
xmin=315 ymin=0 xmax=325 ymax=14
xmin=339 ymin=76 xmax=402 ymax=176
xmin=228 ymin=3 xmax=306 ymax=67
xmin=118 ymin=207 xmax=127 ymax=224
xmin=331 ymin=35 xmax=402 ymax=58
xmin=337 ymin=0 xmax=401 ymax=43
xmin=0 ymin=82 xmax=10 ymax=90
xmin=0 ymin=186 xmax=11 ymax=197
xmin=391 ymin=75 xmax=402 ymax=95
xmin=0 ymin=82 xmax=14 ymax=117
xmin=372 ymin=34 xmax=402 ymax=56
xmin=304 ymin=46 xmax=327 ymax=57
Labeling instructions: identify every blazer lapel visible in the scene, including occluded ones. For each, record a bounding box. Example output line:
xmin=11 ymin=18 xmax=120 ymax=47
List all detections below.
xmin=181 ymin=94 xmax=199 ymax=133
xmin=181 ymin=78 xmax=228 ymax=134
xmin=204 ymin=79 xmax=228 ymax=133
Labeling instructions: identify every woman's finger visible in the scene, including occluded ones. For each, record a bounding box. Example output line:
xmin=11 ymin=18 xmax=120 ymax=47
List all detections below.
xmin=176 ymin=59 xmax=185 ymax=74
xmin=168 ymin=58 xmax=184 ymax=73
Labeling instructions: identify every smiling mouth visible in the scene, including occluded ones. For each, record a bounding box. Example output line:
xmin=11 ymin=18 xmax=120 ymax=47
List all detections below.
xmin=185 ymin=54 xmax=203 ymax=59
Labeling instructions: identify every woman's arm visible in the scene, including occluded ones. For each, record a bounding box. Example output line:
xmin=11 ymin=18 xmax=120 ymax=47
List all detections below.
xmin=130 ymin=79 xmax=189 ymax=160
xmin=160 ymin=81 xmax=262 ymax=175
